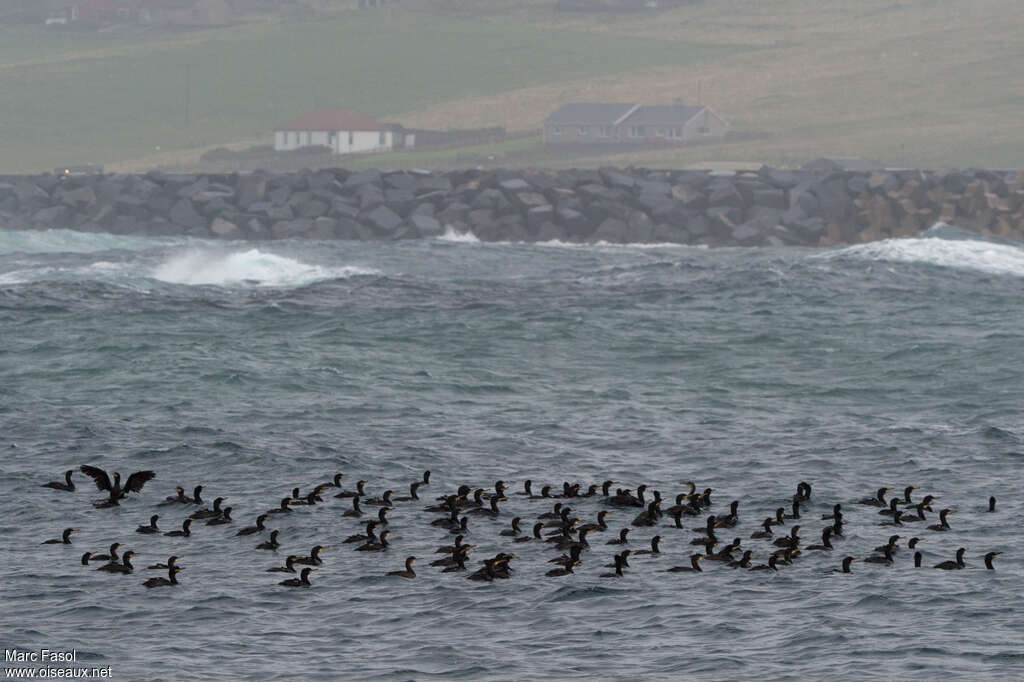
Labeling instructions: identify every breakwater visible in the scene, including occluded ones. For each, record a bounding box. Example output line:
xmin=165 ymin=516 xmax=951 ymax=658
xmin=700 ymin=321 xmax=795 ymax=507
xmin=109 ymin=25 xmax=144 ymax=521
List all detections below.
xmin=2 ymin=166 xmax=1022 ymax=245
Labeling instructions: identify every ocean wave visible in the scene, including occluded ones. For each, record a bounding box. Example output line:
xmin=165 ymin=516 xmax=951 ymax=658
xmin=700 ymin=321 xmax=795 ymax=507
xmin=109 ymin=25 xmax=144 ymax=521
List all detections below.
xmin=821 ymin=233 xmax=1024 ymax=277
xmin=0 ymin=228 xmax=174 ymax=255
xmin=436 ymin=226 xmax=481 ymax=243
xmin=435 ymin=226 xmax=696 ymax=249
xmin=151 ymin=248 xmax=380 ymax=287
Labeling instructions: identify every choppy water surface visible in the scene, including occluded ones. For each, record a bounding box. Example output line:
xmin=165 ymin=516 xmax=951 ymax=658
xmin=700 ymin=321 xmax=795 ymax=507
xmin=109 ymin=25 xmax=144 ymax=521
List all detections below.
xmin=1 ymin=226 xmax=1022 ymax=680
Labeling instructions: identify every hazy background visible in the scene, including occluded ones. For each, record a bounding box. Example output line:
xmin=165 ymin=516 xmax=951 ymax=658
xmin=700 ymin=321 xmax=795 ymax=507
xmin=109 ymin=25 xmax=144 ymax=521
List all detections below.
xmin=1 ymin=0 xmax=1021 ymax=173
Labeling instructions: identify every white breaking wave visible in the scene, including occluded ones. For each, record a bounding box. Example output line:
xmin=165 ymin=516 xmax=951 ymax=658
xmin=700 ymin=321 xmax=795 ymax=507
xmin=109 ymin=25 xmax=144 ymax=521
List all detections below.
xmin=151 ymin=248 xmax=379 ymax=287
xmin=435 ymin=226 xmax=694 ymax=249
xmin=824 ymin=236 xmax=1024 ymax=277
xmin=437 ymin=226 xmax=481 ymax=243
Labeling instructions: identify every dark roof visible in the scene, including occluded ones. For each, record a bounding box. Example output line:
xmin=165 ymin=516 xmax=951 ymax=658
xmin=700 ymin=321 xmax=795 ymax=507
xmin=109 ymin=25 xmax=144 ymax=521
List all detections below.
xmin=276 ymin=108 xmax=391 ymax=132
xmin=545 ymin=103 xmax=637 ymax=125
xmin=623 ymin=105 xmax=706 ymax=126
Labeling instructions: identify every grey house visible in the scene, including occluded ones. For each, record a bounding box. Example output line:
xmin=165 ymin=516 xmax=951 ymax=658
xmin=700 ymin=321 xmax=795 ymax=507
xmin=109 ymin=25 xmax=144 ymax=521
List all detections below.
xmin=543 ymin=102 xmax=728 ymax=146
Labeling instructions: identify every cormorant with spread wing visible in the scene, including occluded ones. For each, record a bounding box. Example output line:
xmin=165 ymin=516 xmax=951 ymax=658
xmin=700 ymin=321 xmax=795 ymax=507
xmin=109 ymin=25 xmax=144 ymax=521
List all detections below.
xmin=80 ymin=465 xmax=155 ymax=507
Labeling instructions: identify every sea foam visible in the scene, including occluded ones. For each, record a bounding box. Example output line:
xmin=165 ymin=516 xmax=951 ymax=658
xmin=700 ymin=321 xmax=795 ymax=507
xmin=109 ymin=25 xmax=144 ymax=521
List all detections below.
xmin=826 ymin=235 xmax=1024 ymax=278
xmin=151 ymin=248 xmax=378 ymax=287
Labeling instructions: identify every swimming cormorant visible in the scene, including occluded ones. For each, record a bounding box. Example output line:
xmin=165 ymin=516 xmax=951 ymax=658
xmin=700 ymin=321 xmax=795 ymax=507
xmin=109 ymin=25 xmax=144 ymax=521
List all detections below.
xmin=749 ymin=555 xmax=780 ymax=572
xmin=356 ymin=530 xmax=392 ymax=552
xmin=606 ymin=528 xmax=630 ymax=545
xmin=295 ymin=545 xmax=327 ymax=564
xmin=363 ymin=489 xmax=395 ymax=507
xmin=136 ymin=515 xmax=160 ymax=534
xmin=805 ymin=528 xmax=834 ymax=551
xmin=467 ymin=495 xmax=504 ymax=517
xmin=147 ymin=556 xmax=178 ymax=570
xmin=857 ymin=487 xmax=890 ymax=507
xmin=90 ymin=543 xmax=121 ymax=562
xmin=633 ymin=536 xmax=662 ymax=556
xmin=872 ymin=535 xmax=901 ymax=554
xmin=927 ymin=508 xmax=954 ymax=531
xmin=514 ymin=523 xmax=544 ymax=543
xmin=578 ymin=510 xmax=610 ymax=534
xmin=334 ymin=480 xmax=366 ymax=499
xmin=342 ymin=496 xmax=363 ymax=518
xmin=393 ymin=482 xmax=423 ymax=502
xmin=267 ymin=498 xmax=292 ymax=515
xmin=751 ymin=518 xmax=774 ymax=539
xmin=162 ymin=487 xmax=189 ymax=504
xmin=988 ymin=496 xmax=996 ymax=513
xmin=81 ymin=552 xmax=93 ymax=565
xmin=191 ymin=497 xmax=225 ymax=520
xmin=344 ymin=522 xmax=378 ymax=544
xmin=879 ymin=498 xmax=901 ymax=517
xmin=387 ymin=557 xmax=417 ymax=579
xmin=772 ymin=525 xmax=801 ymax=549
xmin=96 ymin=551 xmax=136 ymax=574
xmin=499 ymin=517 xmax=523 ymax=537
xmin=934 ymin=548 xmax=966 ymax=570
xmin=600 ymin=559 xmax=624 ymax=579
xmin=667 ymin=554 xmax=704 ymax=573
xmin=728 ymin=550 xmax=754 ymax=568
xmin=715 ymin=500 xmax=740 ymax=528
xmin=913 ymin=552 xmax=922 ymax=568
xmin=545 ymin=562 xmax=577 ymax=577
xmin=206 ymin=507 xmax=232 ymax=525
xmin=864 ymin=546 xmax=894 ymax=566
xmin=879 ymin=511 xmax=903 ymax=527
xmin=279 ymin=567 xmax=315 ymax=587
xmin=143 ymin=566 xmax=183 ymax=588
xmin=256 ymin=530 xmax=280 ymax=550
xmin=984 ymin=551 xmax=1001 ymax=569
xmin=821 ymin=504 xmax=842 ymax=520
xmin=42 ymin=528 xmax=76 ymax=545
xmin=41 ymin=470 xmax=75 ymax=492
xmin=833 ymin=557 xmax=857 ymax=573
xmin=236 ymin=514 xmax=269 ymax=536
xmin=164 ymin=519 xmax=192 ymax=537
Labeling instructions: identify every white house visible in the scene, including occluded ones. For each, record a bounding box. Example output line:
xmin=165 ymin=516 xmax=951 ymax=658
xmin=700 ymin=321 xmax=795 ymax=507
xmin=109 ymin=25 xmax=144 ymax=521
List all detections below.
xmin=274 ymin=108 xmax=412 ymax=155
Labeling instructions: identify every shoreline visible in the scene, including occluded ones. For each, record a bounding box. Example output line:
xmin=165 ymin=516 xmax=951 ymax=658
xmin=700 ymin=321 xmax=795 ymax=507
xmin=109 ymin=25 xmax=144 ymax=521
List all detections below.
xmin=1 ymin=166 xmax=1022 ymax=247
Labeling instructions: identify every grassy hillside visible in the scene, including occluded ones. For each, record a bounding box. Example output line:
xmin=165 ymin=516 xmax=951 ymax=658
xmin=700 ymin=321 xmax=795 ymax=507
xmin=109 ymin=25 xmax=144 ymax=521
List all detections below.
xmin=4 ymin=0 xmax=1020 ymax=172
xmin=420 ymin=0 xmax=1024 ymax=169
xmin=0 ymin=12 xmax=740 ymax=172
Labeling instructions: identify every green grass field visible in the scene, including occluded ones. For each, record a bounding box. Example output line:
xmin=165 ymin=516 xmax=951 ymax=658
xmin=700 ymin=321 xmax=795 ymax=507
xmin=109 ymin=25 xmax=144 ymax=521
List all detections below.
xmin=0 ymin=13 xmax=741 ymax=172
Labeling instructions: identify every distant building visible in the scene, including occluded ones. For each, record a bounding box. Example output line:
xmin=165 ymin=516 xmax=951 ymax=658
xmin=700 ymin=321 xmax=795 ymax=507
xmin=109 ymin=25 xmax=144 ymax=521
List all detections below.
xmin=139 ymin=0 xmax=232 ymax=27
xmin=543 ymin=101 xmax=729 ymax=146
xmin=274 ymin=108 xmax=413 ymax=155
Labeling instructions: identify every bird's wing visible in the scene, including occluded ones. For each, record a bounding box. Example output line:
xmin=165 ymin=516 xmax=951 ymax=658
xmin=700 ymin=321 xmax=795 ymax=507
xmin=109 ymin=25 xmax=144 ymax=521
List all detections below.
xmin=80 ymin=465 xmax=112 ymax=492
xmin=123 ymin=471 xmax=156 ymax=494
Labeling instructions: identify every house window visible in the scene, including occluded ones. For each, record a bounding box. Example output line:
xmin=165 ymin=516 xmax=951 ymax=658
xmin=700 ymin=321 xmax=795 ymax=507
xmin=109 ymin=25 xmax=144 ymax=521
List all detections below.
xmin=699 ymin=125 xmax=711 ymax=135
xmin=657 ymin=128 xmax=667 ymax=137
xmin=302 ymin=132 xmax=310 ymax=145
xmin=578 ymin=126 xmax=587 ymax=136
xmin=290 ymin=132 xmax=297 ymax=146
xmin=348 ymin=131 xmax=354 ymax=145
xmin=379 ymin=131 xmax=386 ymax=146
xmin=629 ymin=126 xmax=644 ymax=138
xmin=597 ymin=126 xmax=610 ymax=138
xmin=552 ymin=126 xmax=562 ymax=135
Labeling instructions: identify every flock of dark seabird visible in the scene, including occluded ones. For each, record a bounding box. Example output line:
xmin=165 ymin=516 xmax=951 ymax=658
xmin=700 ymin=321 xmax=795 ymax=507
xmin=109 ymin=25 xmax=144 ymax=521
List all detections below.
xmin=38 ymin=466 xmax=1005 ymax=589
